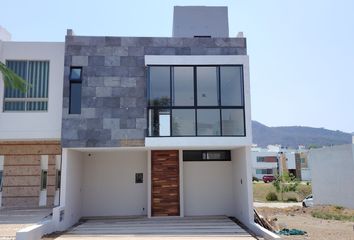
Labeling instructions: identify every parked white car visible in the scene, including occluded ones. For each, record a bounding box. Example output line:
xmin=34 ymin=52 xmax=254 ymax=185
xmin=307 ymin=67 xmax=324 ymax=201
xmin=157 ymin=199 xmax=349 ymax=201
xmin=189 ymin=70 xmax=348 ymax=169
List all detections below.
xmin=302 ymin=194 xmax=314 ymax=207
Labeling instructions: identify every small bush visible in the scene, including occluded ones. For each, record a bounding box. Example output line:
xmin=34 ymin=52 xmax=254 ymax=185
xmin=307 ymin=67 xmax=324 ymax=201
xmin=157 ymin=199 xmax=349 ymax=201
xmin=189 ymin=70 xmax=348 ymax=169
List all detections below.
xmin=253 ymin=176 xmax=260 ymax=182
xmin=286 ymin=197 xmax=298 ymax=202
xmin=266 ymin=192 xmax=278 ymax=201
xmin=334 ymin=205 xmax=344 ymax=210
xmin=306 ymin=182 xmax=310 ymax=186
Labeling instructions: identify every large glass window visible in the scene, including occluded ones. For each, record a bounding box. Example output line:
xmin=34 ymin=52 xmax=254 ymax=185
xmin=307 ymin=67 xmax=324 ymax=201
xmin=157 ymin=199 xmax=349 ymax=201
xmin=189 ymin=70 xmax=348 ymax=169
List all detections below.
xmin=197 ymin=109 xmax=221 ymax=135
xmin=4 ymin=60 xmax=49 ymax=111
xmin=147 ymin=65 xmax=245 ymax=137
xmin=172 ymin=67 xmax=194 ymax=106
xmin=172 ymin=109 xmax=195 ymax=136
xmin=149 ymin=67 xmax=170 ymax=106
xmin=220 ymin=66 xmax=243 ymax=106
xmin=196 ymin=67 xmax=218 ymax=106
xmin=149 ymin=109 xmax=170 ymax=136
xmin=222 ymin=109 xmax=245 ymax=136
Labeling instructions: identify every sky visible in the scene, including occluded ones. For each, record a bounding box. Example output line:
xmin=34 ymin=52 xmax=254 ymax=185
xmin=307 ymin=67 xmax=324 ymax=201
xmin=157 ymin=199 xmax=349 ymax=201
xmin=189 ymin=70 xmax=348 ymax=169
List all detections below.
xmin=1 ymin=0 xmax=353 ymax=133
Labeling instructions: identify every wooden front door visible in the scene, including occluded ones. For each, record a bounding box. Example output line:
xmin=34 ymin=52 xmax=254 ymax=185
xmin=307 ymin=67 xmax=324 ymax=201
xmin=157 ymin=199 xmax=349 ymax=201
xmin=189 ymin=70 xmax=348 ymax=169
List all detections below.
xmin=151 ymin=150 xmax=180 ymax=216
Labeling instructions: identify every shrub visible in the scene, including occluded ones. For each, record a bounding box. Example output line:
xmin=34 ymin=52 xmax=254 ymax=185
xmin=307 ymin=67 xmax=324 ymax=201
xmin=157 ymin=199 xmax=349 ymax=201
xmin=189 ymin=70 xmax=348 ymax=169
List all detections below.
xmin=287 ymin=197 xmax=298 ymax=202
xmin=306 ymin=182 xmax=310 ymax=186
xmin=266 ymin=192 xmax=278 ymax=201
xmin=252 ymin=176 xmax=260 ymax=182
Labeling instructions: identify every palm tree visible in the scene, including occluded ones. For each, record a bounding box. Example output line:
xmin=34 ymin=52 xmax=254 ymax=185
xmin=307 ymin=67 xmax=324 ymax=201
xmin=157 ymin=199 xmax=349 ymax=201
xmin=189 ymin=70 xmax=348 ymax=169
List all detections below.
xmin=0 ymin=61 xmax=27 ymax=92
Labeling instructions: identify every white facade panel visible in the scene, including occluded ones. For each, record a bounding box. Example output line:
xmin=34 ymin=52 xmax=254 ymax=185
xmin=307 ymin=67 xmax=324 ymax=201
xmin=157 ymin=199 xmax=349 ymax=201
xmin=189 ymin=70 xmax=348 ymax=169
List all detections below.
xmin=81 ymin=151 xmax=148 ymax=217
xmin=183 ymin=161 xmax=235 ymax=216
xmin=0 ymin=41 xmax=64 ymax=140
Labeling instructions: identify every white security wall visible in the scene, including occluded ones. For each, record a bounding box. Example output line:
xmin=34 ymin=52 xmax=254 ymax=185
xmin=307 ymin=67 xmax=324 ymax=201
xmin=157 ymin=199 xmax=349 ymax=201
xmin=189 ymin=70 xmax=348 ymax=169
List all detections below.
xmin=144 ymin=55 xmax=252 ymax=148
xmin=54 ymin=149 xmax=83 ymax=231
xmin=231 ymin=147 xmax=253 ymax=227
xmin=183 ymin=161 xmax=234 ymax=216
xmin=0 ymin=41 xmax=64 ymax=140
xmin=309 ymin=144 xmax=354 ymax=209
xmin=81 ymin=151 xmax=147 ymax=216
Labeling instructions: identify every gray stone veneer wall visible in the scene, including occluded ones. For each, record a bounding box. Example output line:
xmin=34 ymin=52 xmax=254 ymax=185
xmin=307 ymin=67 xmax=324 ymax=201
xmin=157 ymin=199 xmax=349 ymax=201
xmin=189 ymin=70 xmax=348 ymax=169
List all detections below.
xmin=62 ymin=36 xmax=247 ymax=148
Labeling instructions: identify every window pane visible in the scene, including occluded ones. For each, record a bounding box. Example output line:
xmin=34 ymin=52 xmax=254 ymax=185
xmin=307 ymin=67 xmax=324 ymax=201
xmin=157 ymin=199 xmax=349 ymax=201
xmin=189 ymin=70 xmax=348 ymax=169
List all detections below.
xmin=69 ymin=82 xmax=82 ymax=114
xmin=4 ymin=101 xmax=25 ymax=111
xmin=222 ymin=109 xmax=245 ymax=135
xmin=41 ymin=170 xmax=47 ymax=190
xmin=149 ymin=66 xmax=170 ymax=106
xmin=172 ymin=109 xmax=195 ymax=136
xmin=149 ymin=109 xmax=170 ymax=136
xmin=197 ymin=109 xmax=220 ymax=135
xmin=197 ymin=67 xmax=218 ymax=106
xmin=5 ymin=61 xmax=27 ymax=99
xmin=172 ymin=67 xmax=194 ymax=106
xmin=70 ymin=68 xmax=82 ymax=80
xmin=220 ymin=66 xmax=243 ymax=106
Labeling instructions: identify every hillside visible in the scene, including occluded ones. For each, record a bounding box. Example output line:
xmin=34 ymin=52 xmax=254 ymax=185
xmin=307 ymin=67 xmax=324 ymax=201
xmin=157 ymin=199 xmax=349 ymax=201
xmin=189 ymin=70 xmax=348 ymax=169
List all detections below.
xmin=252 ymin=121 xmax=352 ymax=148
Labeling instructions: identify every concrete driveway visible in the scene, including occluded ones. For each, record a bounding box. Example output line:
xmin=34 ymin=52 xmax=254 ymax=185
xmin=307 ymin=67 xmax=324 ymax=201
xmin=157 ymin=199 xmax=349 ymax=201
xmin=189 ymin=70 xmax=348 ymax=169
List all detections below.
xmin=57 ymin=216 xmax=258 ymax=239
xmin=0 ymin=208 xmax=52 ymax=239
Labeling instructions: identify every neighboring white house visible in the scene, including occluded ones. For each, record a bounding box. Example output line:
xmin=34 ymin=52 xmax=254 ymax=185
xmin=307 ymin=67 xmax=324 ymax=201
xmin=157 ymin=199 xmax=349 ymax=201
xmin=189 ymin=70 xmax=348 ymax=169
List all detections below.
xmin=251 ymin=148 xmax=279 ymax=179
xmin=0 ymin=32 xmax=64 ymax=208
xmin=309 ymin=143 xmax=354 ymax=209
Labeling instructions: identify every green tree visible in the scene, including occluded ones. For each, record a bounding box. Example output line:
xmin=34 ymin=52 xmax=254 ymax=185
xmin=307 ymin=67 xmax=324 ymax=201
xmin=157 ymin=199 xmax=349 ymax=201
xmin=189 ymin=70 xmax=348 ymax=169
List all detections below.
xmin=272 ymin=172 xmax=299 ymax=201
xmin=0 ymin=61 xmax=27 ymax=92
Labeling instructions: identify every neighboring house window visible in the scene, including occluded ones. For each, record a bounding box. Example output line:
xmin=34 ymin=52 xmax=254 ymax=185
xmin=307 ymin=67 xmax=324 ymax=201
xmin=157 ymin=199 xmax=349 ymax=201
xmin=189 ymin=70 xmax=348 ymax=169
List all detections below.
xmin=4 ymin=60 xmax=49 ymax=111
xmin=69 ymin=67 xmax=82 ymax=114
xmin=300 ymin=158 xmax=305 ymax=164
xmin=256 ymin=169 xmax=273 ymax=174
xmin=147 ymin=65 xmax=245 ymax=137
xmin=183 ymin=150 xmax=231 ymax=161
xmin=257 ymin=156 xmax=277 ymax=163
xmin=0 ymin=170 xmax=3 ymax=192
xmin=40 ymin=170 xmax=48 ymax=190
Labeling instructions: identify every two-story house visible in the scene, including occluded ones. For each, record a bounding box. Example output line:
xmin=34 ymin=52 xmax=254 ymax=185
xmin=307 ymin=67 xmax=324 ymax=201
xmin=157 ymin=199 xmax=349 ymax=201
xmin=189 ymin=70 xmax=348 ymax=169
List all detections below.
xmin=54 ymin=5 xmax=257 ymax=233
xmin=0 ymin=28 xmax=63 ymax=208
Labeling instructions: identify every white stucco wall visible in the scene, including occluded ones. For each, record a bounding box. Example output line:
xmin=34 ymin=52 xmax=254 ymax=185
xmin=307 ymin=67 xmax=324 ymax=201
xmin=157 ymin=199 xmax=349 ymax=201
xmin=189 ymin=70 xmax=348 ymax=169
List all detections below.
xmin=231 ymin=147 xmax=253 ymax=227
xmin=144 ymin=55 xmax=252 ymax=148
xmin=183 ymin=161 xmax=234 ymax=216
xmin=81 ymin=151 xmax=147 ymax=217
xmin=285 ymin=152 xmax=296 ymax=169
xmin=54 ymin=149 xmax=83 ymax=231
xmin=0 ymin=41 xmax=64 ymax=140
xmin=309 ymin=144 xmax=354 ymax=209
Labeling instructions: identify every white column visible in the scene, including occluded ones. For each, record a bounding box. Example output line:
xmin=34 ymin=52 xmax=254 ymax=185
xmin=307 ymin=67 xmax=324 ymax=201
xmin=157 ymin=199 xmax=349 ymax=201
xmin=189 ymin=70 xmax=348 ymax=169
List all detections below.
xmin=147 ymin=150 xmax=151 ymax=218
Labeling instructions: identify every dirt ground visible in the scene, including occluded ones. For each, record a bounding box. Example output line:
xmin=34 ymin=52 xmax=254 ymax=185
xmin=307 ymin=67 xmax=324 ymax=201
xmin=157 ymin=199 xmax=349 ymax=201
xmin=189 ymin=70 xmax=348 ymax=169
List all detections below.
xmin=256 ymin=206 xmax=354 ymax=240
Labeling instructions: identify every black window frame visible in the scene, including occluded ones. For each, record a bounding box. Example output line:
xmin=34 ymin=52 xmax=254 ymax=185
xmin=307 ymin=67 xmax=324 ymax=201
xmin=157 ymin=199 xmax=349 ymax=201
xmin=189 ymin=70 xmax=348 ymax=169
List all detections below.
xmin=0 ymin=170 xmax=3 ymax=192
xmin=147 ymin=65 xmax=246 ymax=137
xmin=69 ymin=66 xmax=83 ymax=114
xmin=183 ymin=150 xmax=231 ymax=161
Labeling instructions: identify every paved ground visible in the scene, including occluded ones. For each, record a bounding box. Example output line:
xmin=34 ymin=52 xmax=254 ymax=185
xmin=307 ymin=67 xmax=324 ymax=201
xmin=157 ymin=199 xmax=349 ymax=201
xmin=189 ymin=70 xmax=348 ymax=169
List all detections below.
xmin=254 ymin=202 xmax=302 ymax=208
xmin=0 ymin=208 xmax=52 ymax=239
xmin=56 ymin=216 xmax=258 ymax=240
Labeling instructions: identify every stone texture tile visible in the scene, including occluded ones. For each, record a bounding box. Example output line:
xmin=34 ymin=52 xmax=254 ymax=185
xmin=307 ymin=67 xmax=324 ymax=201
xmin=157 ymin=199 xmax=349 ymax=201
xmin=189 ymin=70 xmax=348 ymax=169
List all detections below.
xmin=62 ymin=35 xmax=247 ymax=148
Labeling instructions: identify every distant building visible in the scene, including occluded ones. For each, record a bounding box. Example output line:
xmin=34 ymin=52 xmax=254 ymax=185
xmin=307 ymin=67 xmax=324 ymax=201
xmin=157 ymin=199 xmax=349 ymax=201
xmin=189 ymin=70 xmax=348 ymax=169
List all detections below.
xmin=309 ymin=144 xmax=354 ymax=209
xmin=251 ymin=144 xmax=311 ymax=181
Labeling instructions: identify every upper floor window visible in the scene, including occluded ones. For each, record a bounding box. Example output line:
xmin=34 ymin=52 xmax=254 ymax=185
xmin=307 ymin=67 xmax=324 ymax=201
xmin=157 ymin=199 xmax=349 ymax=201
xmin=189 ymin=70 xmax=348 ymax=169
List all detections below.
xmin=147 ymin=65 xmax=245 ymax=137
xmin=257 ymin=156 xmax=278 ymax=163
xmin=69 ymin=67 xmax=82 ymax=114
xmin=3 ymin=60 xmax=49 ymax=111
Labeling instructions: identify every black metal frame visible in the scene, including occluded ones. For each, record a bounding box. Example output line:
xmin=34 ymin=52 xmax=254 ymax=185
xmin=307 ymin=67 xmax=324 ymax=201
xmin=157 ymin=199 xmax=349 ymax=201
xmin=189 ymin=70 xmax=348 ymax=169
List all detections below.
xmin=183 ymin=150 xmax=231 ymax=161
xmin=69 ymin=66 xmax=83 ymax=114
xmin=147 ymin=65 xmax=246 ymax=137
